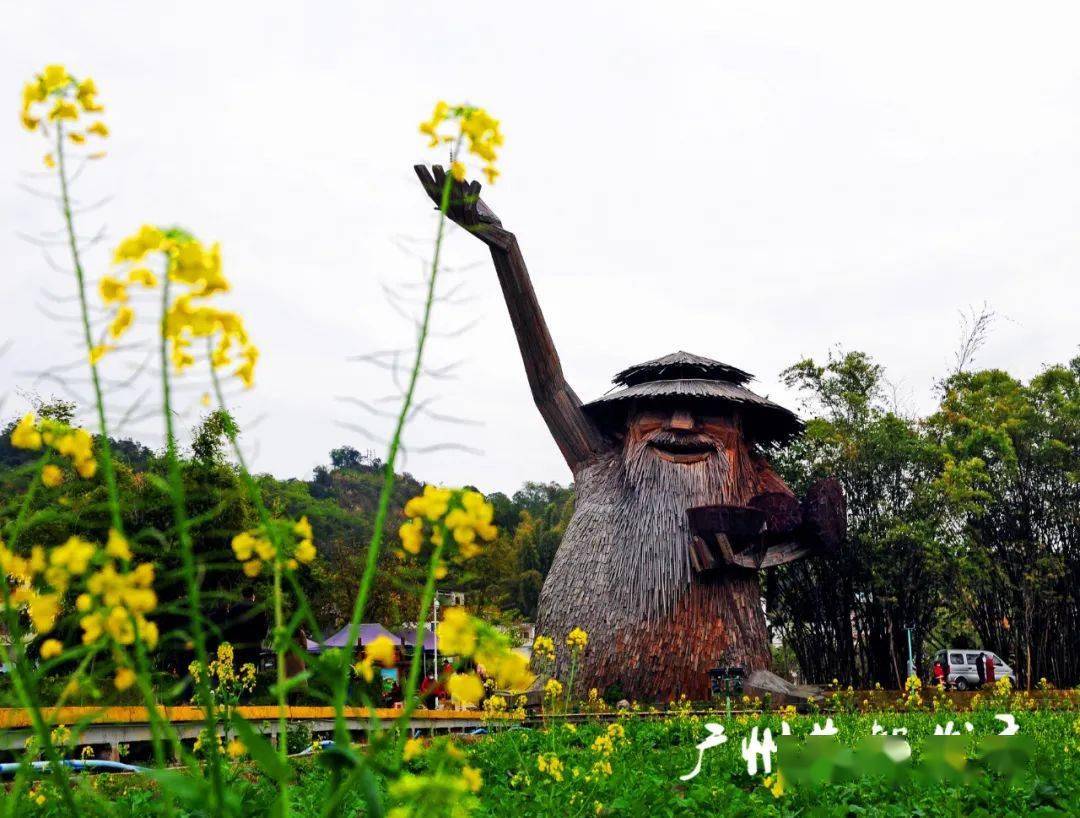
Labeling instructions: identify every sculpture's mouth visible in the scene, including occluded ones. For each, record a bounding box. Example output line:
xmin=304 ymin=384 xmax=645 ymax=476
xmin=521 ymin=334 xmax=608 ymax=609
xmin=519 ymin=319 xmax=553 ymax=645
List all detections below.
xmin=648 ymin=434 xmax=717 ymax=464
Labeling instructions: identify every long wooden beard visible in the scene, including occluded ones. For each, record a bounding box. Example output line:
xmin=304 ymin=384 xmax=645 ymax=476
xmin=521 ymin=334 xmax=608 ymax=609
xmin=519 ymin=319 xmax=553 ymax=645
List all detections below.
xmin=611 ymin=435 xmax=730 ymax=623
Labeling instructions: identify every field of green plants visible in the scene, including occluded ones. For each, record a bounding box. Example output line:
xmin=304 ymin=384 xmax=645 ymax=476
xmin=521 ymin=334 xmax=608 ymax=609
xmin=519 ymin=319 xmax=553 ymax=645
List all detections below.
xmin=8 ymin=706 xmax=1080 ymax=817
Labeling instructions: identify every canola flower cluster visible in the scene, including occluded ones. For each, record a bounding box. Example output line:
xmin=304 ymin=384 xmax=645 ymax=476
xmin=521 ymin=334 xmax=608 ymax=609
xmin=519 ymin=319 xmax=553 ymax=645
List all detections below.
xmin=11 ymin=413 xmax=97 ymax=480
xmin=902 ymin=674 xmax=924 ymax=709
xmin=543 ymin=678 xmax=564 ymax=700
xmin=189 ymin=642 xmax=257 ymax=693
xmin=230 ymin=516 xmax=316 ymax=577
xmin=1 ymin=526 xmax=157 ymax=689
xmin=6 ymin=414 xmax=156 ymax=687
xmin=536 ymin=752 xmax=565 ymax=782
xmin=482 ymin=693 xmax=528 ymax=721
xmin=419 ymin=101 xmax=503 ymax=184
xmin=353 ymin=633 xmax=397 ymax=683
xmin=20 ymin=64 xmax=108 ymax=167
xmin=388 ymin=768 xmax=483 ymax=818
xmin=98 ymin=224 xmax=258 ymax=386
xmin=536 ymin=722 xmax=627 ymax=790
xmin=398 ymin=486 xmax=498 ymax=577
xmin=390 ymin=736 xmax=484 ymax=816
xmin=532 ymin=634 xmax=556 ymax=662
xmin=435 ymin=607 xmax=534 ymax=705
xmin=566 ymin=627 xmax=588 ymax=653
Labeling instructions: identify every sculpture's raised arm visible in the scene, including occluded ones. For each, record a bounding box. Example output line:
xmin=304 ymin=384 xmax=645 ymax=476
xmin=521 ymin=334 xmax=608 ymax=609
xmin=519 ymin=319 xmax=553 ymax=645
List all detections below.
xmin=414 ymin=165 xmax=608 ymax=472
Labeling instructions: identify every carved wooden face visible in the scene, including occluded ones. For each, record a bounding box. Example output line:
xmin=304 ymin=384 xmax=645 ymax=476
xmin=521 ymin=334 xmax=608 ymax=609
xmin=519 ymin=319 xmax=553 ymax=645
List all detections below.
xmin=626 ymin=406 xmax=740 ymax=465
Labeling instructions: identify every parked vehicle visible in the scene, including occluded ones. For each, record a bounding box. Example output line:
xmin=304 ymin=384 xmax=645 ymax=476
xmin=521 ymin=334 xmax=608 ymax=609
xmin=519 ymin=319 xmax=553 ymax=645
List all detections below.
xmin=932 ymin=648 xmax=1016 ymax=690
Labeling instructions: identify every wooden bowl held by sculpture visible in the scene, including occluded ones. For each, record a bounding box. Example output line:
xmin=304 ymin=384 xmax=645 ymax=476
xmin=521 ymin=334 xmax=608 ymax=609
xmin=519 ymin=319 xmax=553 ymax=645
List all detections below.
xmin=685 ymin=504 xmax=767 ymax=571
xmin=687 ymin=478 xmax=846 ymax=572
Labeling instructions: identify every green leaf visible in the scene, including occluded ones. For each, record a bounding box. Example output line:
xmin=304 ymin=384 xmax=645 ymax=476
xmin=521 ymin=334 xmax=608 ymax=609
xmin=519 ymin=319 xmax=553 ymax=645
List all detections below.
xmin=231 ymin=715 xmax=289 ymax=783
xmin=271 ymin=670 xmax=313 ymax=699
xmin=146 ymin=768 xmax=211 ymax=806
xmin=146 ymin=473 xmax=173 ymax=497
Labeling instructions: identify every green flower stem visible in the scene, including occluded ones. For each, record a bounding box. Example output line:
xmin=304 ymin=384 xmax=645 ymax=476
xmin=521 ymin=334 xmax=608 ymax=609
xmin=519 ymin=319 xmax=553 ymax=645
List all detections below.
xmin=330 ymin=166 xmax=457 ymax=746
xmin=159 ymin=270 xmax=227 ymax=813
xmin=317 ymin=535 xmax=444 ymax=816
xmin=565 ymin=652 xmax=579 ymax=712
xmin=399 ymin=537 xmax=447 ymax=722
xmin=55 ymin=123 xmax=122 ymax=533
xmin=206 ymin=356 xmax=306 ymax=818
xmin=272 ymin=556 xmax=290 ymax=817
xmin=55 ymin=121 xmax=172 ymax=792
xmin=0 ymin=458 xmax=81 ymax=817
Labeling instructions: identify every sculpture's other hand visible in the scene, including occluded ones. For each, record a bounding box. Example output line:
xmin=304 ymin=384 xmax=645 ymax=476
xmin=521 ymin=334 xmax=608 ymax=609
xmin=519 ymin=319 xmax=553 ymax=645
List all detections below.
xmin=414 ymin=164 xmax=503 ymax=239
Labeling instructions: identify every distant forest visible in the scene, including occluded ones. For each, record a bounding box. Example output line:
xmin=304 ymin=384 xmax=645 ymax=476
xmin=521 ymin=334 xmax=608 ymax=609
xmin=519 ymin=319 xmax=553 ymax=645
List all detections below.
xmin=2 ymin=346 xmax=1077 ymax=690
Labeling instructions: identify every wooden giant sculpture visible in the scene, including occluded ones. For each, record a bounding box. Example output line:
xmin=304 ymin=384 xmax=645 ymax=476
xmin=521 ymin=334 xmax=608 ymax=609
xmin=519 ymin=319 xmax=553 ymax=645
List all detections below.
xmin=415 ymin=166 xmax=844 ymax=700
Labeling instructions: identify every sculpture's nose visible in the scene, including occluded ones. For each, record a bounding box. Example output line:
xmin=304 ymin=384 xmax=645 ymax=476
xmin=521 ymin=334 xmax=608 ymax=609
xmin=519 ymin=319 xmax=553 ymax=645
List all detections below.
xmin=670 ymin=410 xmax=695 ymax=431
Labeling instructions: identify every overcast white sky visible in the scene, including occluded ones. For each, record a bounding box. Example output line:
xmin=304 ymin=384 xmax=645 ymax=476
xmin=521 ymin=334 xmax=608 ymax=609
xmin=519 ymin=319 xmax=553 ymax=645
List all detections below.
xmin=3 ymin=2 xmax=1078 ymax=494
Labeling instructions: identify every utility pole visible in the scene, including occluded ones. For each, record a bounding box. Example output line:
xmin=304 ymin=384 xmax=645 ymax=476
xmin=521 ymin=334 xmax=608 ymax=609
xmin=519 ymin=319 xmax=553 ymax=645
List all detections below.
xmin=432 ymin=594 xmax=440 ymax=675
xmin=904 ymin=625 xmax=915 ymax=679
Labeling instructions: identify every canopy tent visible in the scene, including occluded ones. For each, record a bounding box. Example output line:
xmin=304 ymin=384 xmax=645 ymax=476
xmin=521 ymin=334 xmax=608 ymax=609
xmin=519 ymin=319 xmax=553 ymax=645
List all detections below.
xmin=397 ymin=627 xmax=437 ymax=652
xmin=304 ymin=623 xmax=402 ymax=655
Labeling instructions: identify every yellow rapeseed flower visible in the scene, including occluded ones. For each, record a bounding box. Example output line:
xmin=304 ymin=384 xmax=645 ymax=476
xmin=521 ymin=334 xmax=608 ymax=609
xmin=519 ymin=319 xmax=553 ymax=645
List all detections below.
xmin=226 ymin=738 xmax=246 ymax=759
xmin=253 ymin=538 xmax=276 ymax=561
xmin=105 ymin=529 xmax=132 ymax=561
xmin=28 ymin=593 xmax=60 ymax=634
xmin=87 ymin=121 xmax=109 ymax=137
xmin=127 ymin=267 xmax=157 ymax=288
xmin=544 ymin=678 xmax=563 ymax=699
xmin=403 ymin=737 xmax=424 ymax=761
xmin=108 ymin=306 xmax=135 ymax=339
xmin=75 ymin=456 xmax=97 ymax=479
xmin=98 ymin=276 xmax=128 ymax=305
xmin=353 ymin=658 xmax=374 ymax=683
xmin=533 ymin=635 xmax=556 ymax=661
xmin=242 ymin=559 xmax=262 ymax=578
xmin=399 ymin=518 xmax=423 ymax=555
xmin=40 ymin=639 xmax=63 ymax=660
xmin=42 ymin=65 xmax=70 ymax=92
xmin=591 ymin=734 xmax=614 ymax=756
xmin=447 ymin=672 xmax=485 ymax=706
xmin=364 ymin=635 xmax=397 ymax=667
xmin=68 ymin=131 xmax=86 ymax=144
xmin=41 ymin=464 xmax=63 ymax=488
xmin=461 ymin=766 xmax=482 ymax=793
xmin=419 ymin=102 xmax=503 ymax=184
xmin=293 ymin=516 xmax=313 ymax=540
xmin=436 ymin=607 xmax=477 ymax=657
xmin=537 ymin=753 xmax=564 ymax=782
xmin=231 ymin=531 xmax=257 ymax=561
xmin=43 ymin=153 xmax=55 ymax=169
xmin=49 ymin=99 xmax=78 ymax=121
xmin=567 ymin=627 xmax=588 ymax=651
xmin=114 ymin=667 xmax=136 ymax=691
xmin=89 ymin=344 xmax=113 ymax=365
xmin=113 ymin=225 xmax=165 ymax=264
xmin=77 ymin=78 xmax=103 ymax=112
xmin=11 ymin=414 xmax=42 ymax=449
xmin=295 ymin=539 xmax=316 ymax=564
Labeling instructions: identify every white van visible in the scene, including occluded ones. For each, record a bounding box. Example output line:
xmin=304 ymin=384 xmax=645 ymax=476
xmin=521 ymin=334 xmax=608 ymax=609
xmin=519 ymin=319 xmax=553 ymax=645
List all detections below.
xmin=933 ymin=649 xmax=1016 ymax=690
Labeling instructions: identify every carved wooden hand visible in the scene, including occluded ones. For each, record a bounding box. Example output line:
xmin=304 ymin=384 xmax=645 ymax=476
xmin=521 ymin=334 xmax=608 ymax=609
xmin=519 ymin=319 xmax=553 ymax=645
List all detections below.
xmin=413 ymin=164 xmax=504 ymax=242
